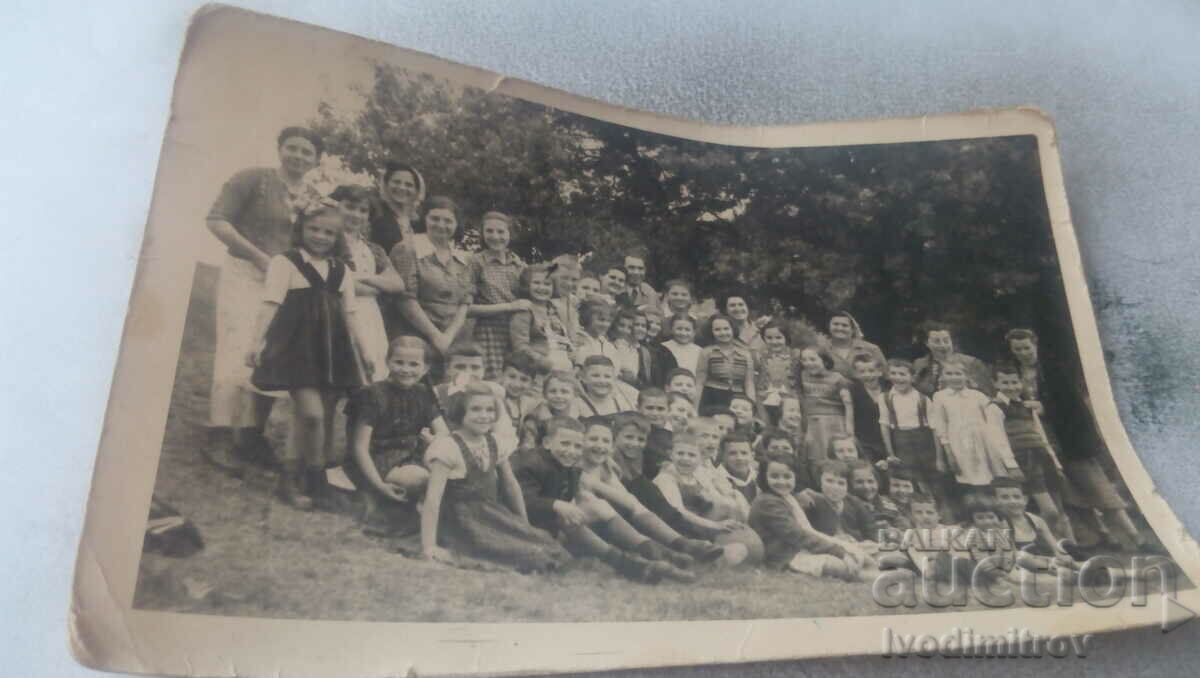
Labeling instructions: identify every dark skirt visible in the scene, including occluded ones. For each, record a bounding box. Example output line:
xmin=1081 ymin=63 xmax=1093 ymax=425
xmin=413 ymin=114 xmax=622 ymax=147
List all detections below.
xmin=252 ymin=286 xmax=364 ymax=391
xmin=439 ymin=494 xmax=569 ymax=572
xmin=699 ymin=385 xmax=734 ymax=412
xmin=437 ymin=434 xmax=570 ymax=572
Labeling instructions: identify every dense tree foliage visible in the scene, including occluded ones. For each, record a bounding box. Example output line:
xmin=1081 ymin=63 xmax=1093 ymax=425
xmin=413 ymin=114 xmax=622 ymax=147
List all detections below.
xmin=313 ymin=64 xmax=1078 ymax=366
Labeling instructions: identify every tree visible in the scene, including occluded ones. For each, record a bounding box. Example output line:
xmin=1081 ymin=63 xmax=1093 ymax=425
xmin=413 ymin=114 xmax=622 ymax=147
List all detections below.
xmin=313 ymin=63 xmax=1066 ymax=362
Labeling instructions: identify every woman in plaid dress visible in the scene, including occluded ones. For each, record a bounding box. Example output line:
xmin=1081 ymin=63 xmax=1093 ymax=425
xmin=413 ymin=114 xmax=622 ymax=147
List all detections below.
xmin=470 ymin=211 xmax=528 ymax=379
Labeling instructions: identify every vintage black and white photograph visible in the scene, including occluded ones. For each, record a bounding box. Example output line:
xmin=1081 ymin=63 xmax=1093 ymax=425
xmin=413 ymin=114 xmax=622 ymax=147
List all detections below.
xmin=124 ymin=14 xmax=1178 ymax=624
xmin=70 ymin=7 xmax=1199 ymax=677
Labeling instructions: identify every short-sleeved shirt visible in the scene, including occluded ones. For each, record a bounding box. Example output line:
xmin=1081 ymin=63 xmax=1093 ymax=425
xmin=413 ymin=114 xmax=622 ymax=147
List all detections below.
xmin=207 ymin=167 xmax=321 ymax=258
xmin=392 ymin=244 xmax=473 ymax=331
xmin=346 ymin=380 xmax=440 ymax=461
xmin=879 ymin=388 xmax=929 ymax=430
xmin=262 ymin=249 xmax=357 ymax=312
xmin=425 ymin=432 xmax=512 ymax=480
xmin=433 ymin=381 xmax=519 ymax=457
xmin=470 ymin=249 xmax=525 ymax=306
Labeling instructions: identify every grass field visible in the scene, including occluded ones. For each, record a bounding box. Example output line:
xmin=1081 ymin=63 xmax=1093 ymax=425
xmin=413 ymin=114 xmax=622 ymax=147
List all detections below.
xmin=133 ymin=264 xmax=1160 ymax=623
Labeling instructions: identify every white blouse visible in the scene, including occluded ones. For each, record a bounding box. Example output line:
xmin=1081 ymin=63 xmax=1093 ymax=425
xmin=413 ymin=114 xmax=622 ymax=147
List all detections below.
xmin=262 ymin=249 xmax=357 ymax=312
xmin=424 ymin=432 xmax=514 ymax=480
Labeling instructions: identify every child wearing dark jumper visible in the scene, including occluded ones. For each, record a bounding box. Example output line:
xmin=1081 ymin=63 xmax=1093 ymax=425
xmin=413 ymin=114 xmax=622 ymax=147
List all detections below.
xmin=248 ymin=204 xmax=373 ymax=510
xmin=346 ymin=335 xmax=448 ymax=534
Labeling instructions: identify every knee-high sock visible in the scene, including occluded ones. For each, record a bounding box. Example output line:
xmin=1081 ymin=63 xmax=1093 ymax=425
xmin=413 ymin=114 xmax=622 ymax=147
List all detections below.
xmin=630 ymin=509 xmax=683 ymax=546
xmin=599 ymin=514 xmax=651 ymax=551
xmin=562 ymin=525 xmax=614 ymax=559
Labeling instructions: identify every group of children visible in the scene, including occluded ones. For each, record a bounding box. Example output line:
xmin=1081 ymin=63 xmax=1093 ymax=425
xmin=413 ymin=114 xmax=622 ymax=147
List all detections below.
xmin=235 ymin=197 xmax=1142 ymax=588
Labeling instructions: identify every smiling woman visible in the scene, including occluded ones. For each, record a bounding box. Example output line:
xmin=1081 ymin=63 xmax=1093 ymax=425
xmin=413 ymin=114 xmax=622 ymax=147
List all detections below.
xmin=202 ymin=125 xmax=326 ymax=476
xmin=370 ymin=161 xmax=425 ymax=254
xmin=391 ymin=197 xmax=476 ymax=374
xmin=825 ymin=310 xmax=886 ymax=380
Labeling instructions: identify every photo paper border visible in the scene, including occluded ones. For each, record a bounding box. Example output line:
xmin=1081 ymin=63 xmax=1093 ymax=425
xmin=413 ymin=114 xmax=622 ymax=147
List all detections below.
xmin=70 ymin=5 xmax=1200 ymax=676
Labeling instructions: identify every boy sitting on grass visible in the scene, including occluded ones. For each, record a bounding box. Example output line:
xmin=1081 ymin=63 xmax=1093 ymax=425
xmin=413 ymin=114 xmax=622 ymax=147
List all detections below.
xmin=717 ymin=431 xmax=758 ymax=505
xmin=514 ymin=416 xmax=695 ymax=583
xmin=991 ymin=479 xmax=1119 ymax=585
xmin=638 ymin=387 xmax=674 ymax=477
xmin=579 ymin=416 xmax=726 ymax=564
xmin=608 ymin=413 xmax=722 ymax=556
xmin=499 ymin=349 xmax=545 ymax=432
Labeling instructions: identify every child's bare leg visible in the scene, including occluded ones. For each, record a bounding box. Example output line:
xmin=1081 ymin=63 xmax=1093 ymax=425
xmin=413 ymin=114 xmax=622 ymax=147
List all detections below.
xmin=320 ymin=391 xmax=339 ymax=466
xmin=577 ymin=494 xmax=646 ymax=551
xmin=1100 ymin=508 xmax=1143 ymax=549
xmin=629 ymin=509 xmax=683 ymax=545
xmin=1065 ymin=505 xmax=1106 ymax=546
xmin=283 ymin=388 xmax=327 ymax=509
xmin=1032 ymin=491 xmax=1075 ymax=542
xmin=290 ymin=388 xmax=326 ymax=466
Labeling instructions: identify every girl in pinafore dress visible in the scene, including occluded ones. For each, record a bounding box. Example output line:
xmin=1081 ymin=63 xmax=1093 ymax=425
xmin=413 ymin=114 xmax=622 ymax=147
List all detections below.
xmin=421 ymin=382 xmax=570 ymax=571
xmin=796 ymin=345 xmax=855 ymax=483
xmin=248 ymin=204 xmax=373 ymax=509
xmin=470 ymin=211 xmax=528 ymax=380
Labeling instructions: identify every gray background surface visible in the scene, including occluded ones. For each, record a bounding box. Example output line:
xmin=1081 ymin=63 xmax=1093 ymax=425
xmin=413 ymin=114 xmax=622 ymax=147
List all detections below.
xmin=3 ymin=1 xmax=1198 ymax=675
